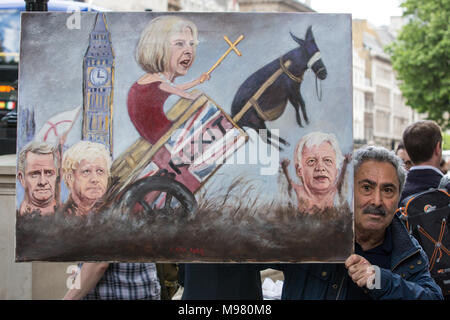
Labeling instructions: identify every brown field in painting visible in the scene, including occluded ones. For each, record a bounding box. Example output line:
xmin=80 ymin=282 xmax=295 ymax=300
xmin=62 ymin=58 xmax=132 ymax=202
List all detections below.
xmin=16 ymin=178 xmax=353 ymax=263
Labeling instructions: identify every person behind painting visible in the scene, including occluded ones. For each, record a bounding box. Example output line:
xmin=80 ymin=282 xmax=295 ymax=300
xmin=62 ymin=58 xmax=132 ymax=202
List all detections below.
xmin=279 ymin=146 xmax=443 ymax=300
xmin=61 ymin=140 xmax=111 ymax=216
xmin=280 ymin=132 xmax=350 ymax=214
xmin=395 ymin=142 xmax=412 ymax=171
xmin=17 ymin=141 xmax=59 ymax=216
xmin=63 ymin=262 xmax=161 ymax=300
xmin=128 ymin=15 xmax=210 ymax=145
xmin=400 ymin=120 xmax=444 ymax=203
xmin=178 ymin=263 xmax=263 ymax=300
xmin=439 ymin=158 xmax=447 ymax=175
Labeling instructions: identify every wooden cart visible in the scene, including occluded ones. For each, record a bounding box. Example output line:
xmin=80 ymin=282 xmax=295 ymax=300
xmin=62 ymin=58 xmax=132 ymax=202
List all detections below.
xmin=104 ymin=90 xmax=248 ymax=218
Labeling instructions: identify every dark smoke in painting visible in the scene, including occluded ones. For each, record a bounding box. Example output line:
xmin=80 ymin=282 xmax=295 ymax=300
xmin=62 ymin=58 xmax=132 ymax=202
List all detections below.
xmin=16 ymin=177 xmax=352 ymax=262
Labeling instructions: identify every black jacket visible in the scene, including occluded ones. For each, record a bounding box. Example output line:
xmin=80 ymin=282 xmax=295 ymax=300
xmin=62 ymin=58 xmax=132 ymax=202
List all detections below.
xmin=400 ymin=167 xmax=443 ymax=204
xmin=279 ymin=216 xmax=443 ymax=300
xmin=179 ymin=263 xmax=263 ymax=300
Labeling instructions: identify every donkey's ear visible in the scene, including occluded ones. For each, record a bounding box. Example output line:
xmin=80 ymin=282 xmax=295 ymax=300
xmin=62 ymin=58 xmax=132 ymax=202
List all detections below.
xmin=305 ymin=26 xmax=313 ymax=40
xmin=290 ymin=31 xmax=305 ymax=46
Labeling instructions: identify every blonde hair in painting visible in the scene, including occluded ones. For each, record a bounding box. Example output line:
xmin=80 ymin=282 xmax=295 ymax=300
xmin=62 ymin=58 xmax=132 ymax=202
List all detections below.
xmin=136 ymin=15 xmax=199 ymax=73
xmin=62 ymin=140 xmax=112 ymax=186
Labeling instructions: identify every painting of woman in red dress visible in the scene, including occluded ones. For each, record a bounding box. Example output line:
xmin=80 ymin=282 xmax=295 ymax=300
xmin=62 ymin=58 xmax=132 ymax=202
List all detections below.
xmin=127 ymin=15 xmax=209 ymax=144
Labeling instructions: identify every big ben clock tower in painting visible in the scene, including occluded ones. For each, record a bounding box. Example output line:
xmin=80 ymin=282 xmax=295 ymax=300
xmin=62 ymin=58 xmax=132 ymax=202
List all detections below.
xmin=83 ymin=13 xmax=114 ymax=154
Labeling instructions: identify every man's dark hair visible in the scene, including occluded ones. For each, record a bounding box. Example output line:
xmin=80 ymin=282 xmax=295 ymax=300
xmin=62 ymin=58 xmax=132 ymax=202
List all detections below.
xmin=354 ymin=145 xmax=407 ymax=195
xmin=402 ymin=120 xmax=442 ymax=164
xmin=395 ymin=142 xmax=405 ymax=154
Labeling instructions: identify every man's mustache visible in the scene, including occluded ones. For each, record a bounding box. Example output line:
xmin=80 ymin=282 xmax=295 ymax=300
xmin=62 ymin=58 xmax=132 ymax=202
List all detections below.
xmin=362 ymin=205 xmax=386 ymax=217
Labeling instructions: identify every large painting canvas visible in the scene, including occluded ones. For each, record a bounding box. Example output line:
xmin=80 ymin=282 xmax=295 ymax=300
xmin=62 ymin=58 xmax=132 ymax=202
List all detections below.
xmin=15 ymin=12 xmax=353 ymax=262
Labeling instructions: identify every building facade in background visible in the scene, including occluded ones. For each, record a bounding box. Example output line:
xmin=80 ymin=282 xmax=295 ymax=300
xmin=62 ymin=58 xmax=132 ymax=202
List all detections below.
xmin=352 ymin=19 xmax=421 ymax=149
xmin=81 ymin=0 xmax=238 ymax=12
xmin=238 ymin=0 xmax=312 ymax=12
xmin=179 ymin=0 xmax=237 ymax=11
xmin=79 ymin=0 xmax=167 ymax=11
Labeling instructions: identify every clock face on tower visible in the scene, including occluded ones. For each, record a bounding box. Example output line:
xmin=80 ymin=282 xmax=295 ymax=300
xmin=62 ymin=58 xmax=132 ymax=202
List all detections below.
xmin=89 ymin=67 xmax=108 ymax=86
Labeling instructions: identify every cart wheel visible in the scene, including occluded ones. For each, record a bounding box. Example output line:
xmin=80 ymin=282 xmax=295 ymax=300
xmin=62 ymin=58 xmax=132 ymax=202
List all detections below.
xmin=119 ymin=176 xmax=198 ymax=220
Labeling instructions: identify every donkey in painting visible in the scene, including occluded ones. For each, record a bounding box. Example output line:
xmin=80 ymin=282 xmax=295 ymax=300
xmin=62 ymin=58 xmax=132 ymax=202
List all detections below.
xmin=230 ymin=26 xmax=327 ymax=150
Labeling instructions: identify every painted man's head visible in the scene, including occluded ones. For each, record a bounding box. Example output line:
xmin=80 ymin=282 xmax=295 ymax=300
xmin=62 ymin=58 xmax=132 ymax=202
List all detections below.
xmin=62 ymin=141 xmax=111 ymax=214
xmin=17 ymin=141 xmax=58 ymax=215
xmin=294 ymin=132 xmax=343 ymax=195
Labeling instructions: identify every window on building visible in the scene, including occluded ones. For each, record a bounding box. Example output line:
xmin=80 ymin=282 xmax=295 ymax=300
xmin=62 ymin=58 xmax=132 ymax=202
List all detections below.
xmin=364 ymin=92 xmax=374 ymax=110
xmin=377 ymin=66 xmax=391 ymax=82
xmin=393 ymin=93 xmax=403 ymax=108
xmin=393 ymin=116 xmax=408 ymax=138
xmin=364 ymin=112 xmax=374 ymax=141
xmin=375 ymin=86 xmax=390 ymax=108
xmin=375 ymin=110 xmax=390 ymax=135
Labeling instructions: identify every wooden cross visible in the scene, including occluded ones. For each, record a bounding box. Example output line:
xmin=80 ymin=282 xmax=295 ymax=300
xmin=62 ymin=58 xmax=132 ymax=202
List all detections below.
xmin=201 ymin=34 xmax=244 ymax=82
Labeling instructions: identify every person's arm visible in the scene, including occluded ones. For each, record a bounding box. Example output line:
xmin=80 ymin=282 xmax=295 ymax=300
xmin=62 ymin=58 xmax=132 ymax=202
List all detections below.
xmin=345 ymin=254 xmax=443 ymax=300
xmin=370 ymin=266 xmax=443 ymax=300
xmin=159 ymin=82 xmax=198 ymax=100
xmin=63 ymin=262 xmax=110 ymax=300
xmin=175 ymin=73 xmax=210 ymax=91
xmin=369 ymin=249 xmax=443 ymax=300
xmin=159 ymin=73 xmax=210 ymax=100
xmin=280 ymin=159 xmax=293 ymax=194
xmin=336 ymin=153 xmax=351 ymax=195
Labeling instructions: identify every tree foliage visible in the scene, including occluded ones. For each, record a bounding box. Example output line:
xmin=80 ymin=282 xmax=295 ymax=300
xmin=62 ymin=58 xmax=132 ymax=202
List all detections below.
xmin=444 ymin=132 xmax=450 ymax=151
xmin=386 ymin=0 xmax=450 ymax=129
